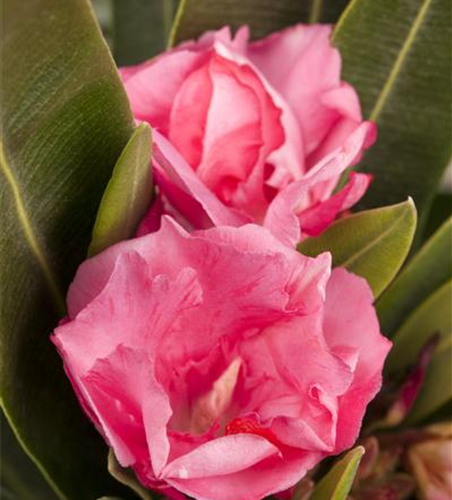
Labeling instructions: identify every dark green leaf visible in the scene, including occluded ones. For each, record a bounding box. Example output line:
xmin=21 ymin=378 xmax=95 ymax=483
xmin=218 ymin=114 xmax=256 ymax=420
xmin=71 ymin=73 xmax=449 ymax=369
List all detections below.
xmin=423 ymin=192 xmax=452 ymax=241
xmin=0 ymin=413 xmax=60 ymax=500
xmin=307 ymin=447 xmax=364 ymax=500
xmin=297 ymin=199 xmax=417 ymax=298
xmin=377 ymin=217 xmax=452 ymax=337
xmin=386 ymin=281 xmax=451 ymax=375
xmin=386 ymin=280 xmax=451 ymax=422
xmin=333 ymin=0 xmax=452 ymax=229
xmin=89 ymin=124 xmax=153 ymax=256
xmin=108 ymin=451 xmax=153 ymax=500
xmin=0 ymin=0 xmax=135 ymax=498
xmin=170 ymin=0 xmax=350 ymax=45
xmin=113 ymin=0 xmax=178 ymax=65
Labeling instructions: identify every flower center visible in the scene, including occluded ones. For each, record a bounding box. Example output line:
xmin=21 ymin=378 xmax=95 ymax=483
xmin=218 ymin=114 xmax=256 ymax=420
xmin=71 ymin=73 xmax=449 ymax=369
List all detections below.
xmin=189 ymin=358 xmax=242 ymax=434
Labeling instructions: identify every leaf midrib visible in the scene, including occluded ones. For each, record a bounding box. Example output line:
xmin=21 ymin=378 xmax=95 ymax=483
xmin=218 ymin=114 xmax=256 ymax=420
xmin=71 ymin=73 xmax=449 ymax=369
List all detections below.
xmin=0 ymin=141 xmax=65 ymax=314
xmin=333 ymin=0 xmax=435 ymax=122
xmin=338 ymin=208 xmax=409 ymax=269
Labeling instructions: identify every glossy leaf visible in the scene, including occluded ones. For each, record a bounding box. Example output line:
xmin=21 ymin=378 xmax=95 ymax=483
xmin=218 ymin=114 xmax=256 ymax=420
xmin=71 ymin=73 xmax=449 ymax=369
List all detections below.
xmin=113 ymin=0 xmax=177 ymax=65
xmin=108 ymin=451 xmax=153 ymax=500
xmin=89 ymin=124 xmax=153 ymax=256
xmin=297 ymin=200 xmax=417 ymax=298
xmin=386 ymin=281 xmax=451 ymax=374
xmin=0 ymin=413 xmax=59 ymax=500
xmin=333 ymin=0 xmax=452 ymax=228
xmin=307 ymin=446 xmax=365 ymax=500
xmin=377 ymin=217 xmax=452 ymax=337
xmin=0 ymin=0 xmax=135 ymax=498
xmin=170 ymin=0 xmax=350 ymax=45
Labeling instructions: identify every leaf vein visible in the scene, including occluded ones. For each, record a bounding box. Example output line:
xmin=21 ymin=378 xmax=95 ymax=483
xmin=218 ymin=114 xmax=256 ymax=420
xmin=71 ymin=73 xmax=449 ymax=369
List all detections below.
xmin=369 ymin=0 xmax=435 ymax=121
xmin=0 ymin=141 xmax=65 ymax=314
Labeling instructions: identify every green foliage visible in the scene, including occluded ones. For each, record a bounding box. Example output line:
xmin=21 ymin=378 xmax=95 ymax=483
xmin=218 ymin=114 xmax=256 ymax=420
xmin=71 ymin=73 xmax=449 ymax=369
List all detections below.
xmin=89 ymin=124 xmax=153 ymax=256
xmin=0 ymin=0 xmax=135 ymax=498
xmin=307 ymin=447 xmax=365 ymax=500
xmin=333 ymin=0 xmax=452 ymax=230
xmin=386 ymin=281 xmax=451 ymax=371
xmin=298 ymin=200 xmax=417 ymax=298
xmin=386 ymin=281 xmax=452 ymax=424
xmin=377 ymin=217 xmax=452 ymax=337
xmin=0 ymin=413 xmax=60 ymax=500
xmin=170 ymin=0 xmax=350 ymax=44
xmin=113 ymin=0 xmax=178 ymax=65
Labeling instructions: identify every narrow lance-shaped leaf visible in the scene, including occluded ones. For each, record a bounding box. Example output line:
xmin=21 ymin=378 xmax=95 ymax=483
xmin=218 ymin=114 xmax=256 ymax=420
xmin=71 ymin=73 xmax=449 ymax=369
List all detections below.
xmin=0 ymin=413 xmax=60 ymax=500
xmin=377 ymin=217 xmax=452 ymax=337
xmin=89 ymin=123 xmax=153 ymax=257
xmin=306 ymin=446 xmax=365 ymax=500
xmin=332 ymin=0 xmax=452 ymax=229
xmin=385 ymin=281 xmax=452 ymax=424
xmin=0 ymin=0 xmax=135 ymax=498
xmin=386 ymin=281 xmax=451 ymax=375
xmin=170 ymin=0 xmax=351 ymax=45
xmin=297 ymin=199 xmax=417 ymax=298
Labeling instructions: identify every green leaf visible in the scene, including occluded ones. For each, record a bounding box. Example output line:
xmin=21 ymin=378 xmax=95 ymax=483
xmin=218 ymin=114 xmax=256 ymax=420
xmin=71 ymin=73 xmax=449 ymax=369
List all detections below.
xmin=405 ymin=340 xmax=452 ymax=424
xmin=377 ymin=217 xmax=452 ymax=337
xmin=332 ymin=0 xmax=452 ymax=229
xmin=113 ymin=0 xmax=178 ymax=65
xmin=0 ymin=413 xmax=60 ymax=500
xmin=108 ymin=451 xmax=154 ymax=500
xmin=0 ymin=0 xmax=136 ymax=499
xmin=297 ymin=199 xmax=417 ymax=298
xmin=89 ymin=124 xmax=153 ymax=256
xmin=307 ymin=447 xmax=364 ymax=500
xmin=385 ymin=279 xmax=452 ymax=422
xmin=386 ymin=281 xmax=451 ymax=374
xmin=170 ymin=0 xmax=351 ymax=45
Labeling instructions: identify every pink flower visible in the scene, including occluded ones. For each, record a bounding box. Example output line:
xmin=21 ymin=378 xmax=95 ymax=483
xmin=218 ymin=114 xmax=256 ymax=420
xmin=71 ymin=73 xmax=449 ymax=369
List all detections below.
xmin=53 ymin=219 xmax=390 ymax=500
xmin=121 ymin=25 xmax=376 ymax=245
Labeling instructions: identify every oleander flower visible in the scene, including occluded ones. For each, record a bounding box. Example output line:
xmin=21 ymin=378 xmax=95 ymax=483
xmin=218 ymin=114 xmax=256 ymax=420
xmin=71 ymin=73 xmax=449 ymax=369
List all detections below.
xmin=52 ymin=218 xmax=390 ymax=500
xmin=121 ymin=25 xmax=376 ymax=245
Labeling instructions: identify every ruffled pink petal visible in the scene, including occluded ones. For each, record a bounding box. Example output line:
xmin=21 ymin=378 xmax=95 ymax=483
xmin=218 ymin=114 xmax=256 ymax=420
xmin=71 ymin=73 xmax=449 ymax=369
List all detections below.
xmin=299 ymin=172 xmax=372 ymax=237
xmin=79 ymin=346 xmax=152 ymax=469
xmin=264 ymin=122 xmax=376 ymax=245
xmin=166 ymin=450 xmax=320 ymax=500
xmin=153 ymin=130 xmax=249 ymax=229
xmin=248 ymin=24 xmax=342 ymax=155
xmin=193 ymin=53 xmax=284 ymax=216
xmin=162 ymin=434 xmax=279 ymax=480
xmin=121 ymin=49 xmax=207 ymax=133
xmin=57 ymin=252 xmax=155 ymax=371
xmin=323 ymin=268 xmax=392 ymax=452
xmin=194 ymin=223 xmax=331 ymax=314
xmin=169 ymin=61 xmax=213 ymax=168
xmin=306 ymin=83 xmax=364 ymax=176
xmin=179 ymin=26 xmax=249 ymax=54
xmin=214 ymin=40 xmax=305 ymax=197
